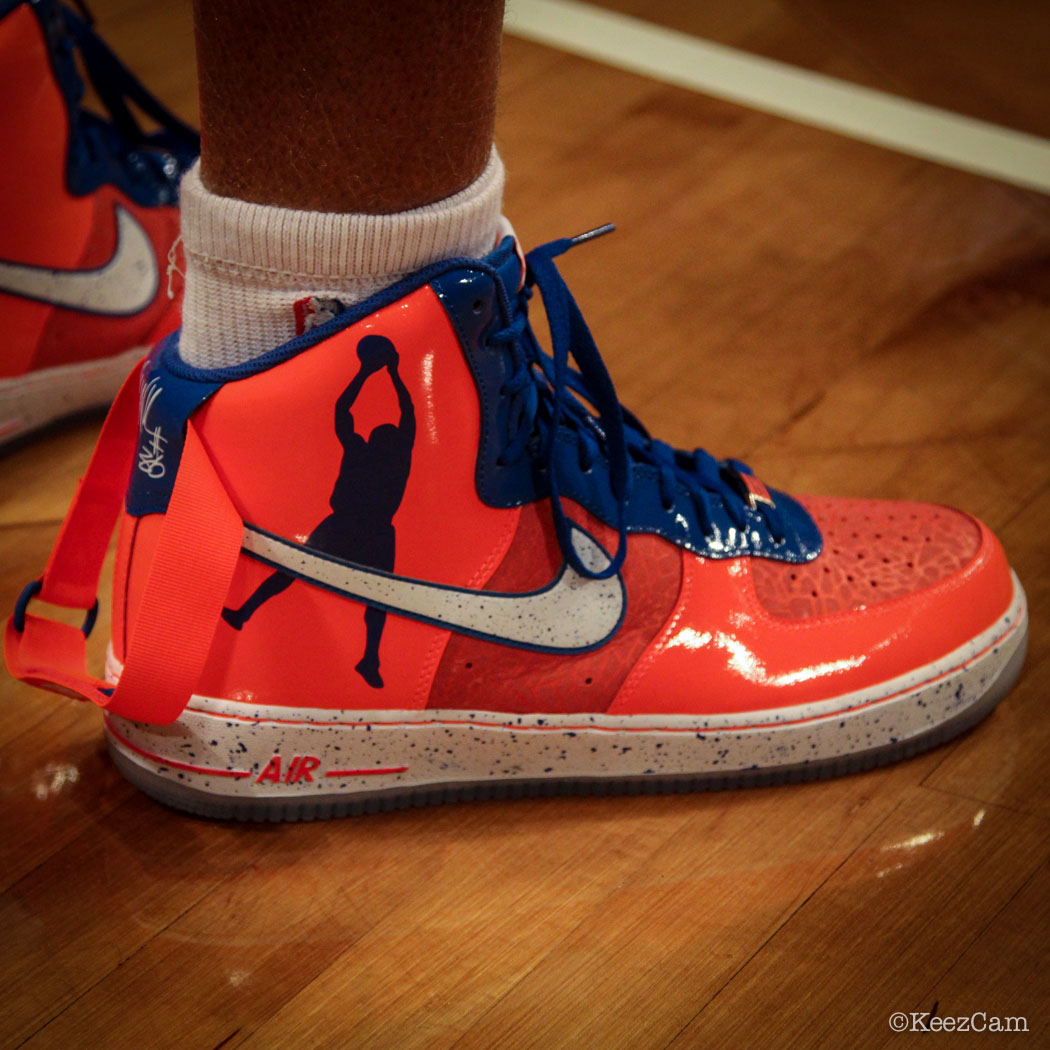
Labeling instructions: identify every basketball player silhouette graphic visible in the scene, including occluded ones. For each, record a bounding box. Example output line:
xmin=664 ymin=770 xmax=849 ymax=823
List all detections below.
xmin=222 ymin=334 xmax=416 ymax=688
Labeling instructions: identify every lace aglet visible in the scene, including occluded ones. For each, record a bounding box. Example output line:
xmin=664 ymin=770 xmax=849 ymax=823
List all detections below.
xmin=569 ymin=224 xmax=616 ymax=247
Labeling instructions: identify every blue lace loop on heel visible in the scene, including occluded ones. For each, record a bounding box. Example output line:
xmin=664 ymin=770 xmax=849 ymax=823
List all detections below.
xmin=489 ymin=226 xmax=787 ymax=581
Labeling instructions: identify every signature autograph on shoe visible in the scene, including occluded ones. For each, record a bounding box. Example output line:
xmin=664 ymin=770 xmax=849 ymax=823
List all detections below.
xmin=137 ymin=376 xmax=166 ymax=478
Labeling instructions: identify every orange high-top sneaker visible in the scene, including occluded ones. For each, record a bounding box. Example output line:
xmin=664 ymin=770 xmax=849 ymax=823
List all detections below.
xmin=0 ymin=0 xmax=197 ymax=445
xmin=5 ymin=229 xmax=1027 ymax=819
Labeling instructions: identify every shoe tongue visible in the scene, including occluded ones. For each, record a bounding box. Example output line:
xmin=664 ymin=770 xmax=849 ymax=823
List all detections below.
xmin=487 ymin=216 xmax=527 ymax=298
xmin=486 ymin=236 xmax=525 ymax=299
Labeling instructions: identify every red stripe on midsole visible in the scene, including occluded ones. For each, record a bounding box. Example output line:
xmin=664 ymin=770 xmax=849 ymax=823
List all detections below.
xmin=324 ymin=766 xmax=408 ymax=778
xmin=105 ymin=718 xmax=253 ymax=779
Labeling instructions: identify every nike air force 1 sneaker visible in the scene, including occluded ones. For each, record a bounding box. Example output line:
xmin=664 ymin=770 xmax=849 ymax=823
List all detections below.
xmin=5 ymin=230 xmax=1028 ymax=819
xmin=0 ymin=0 xmax=197 ymax=446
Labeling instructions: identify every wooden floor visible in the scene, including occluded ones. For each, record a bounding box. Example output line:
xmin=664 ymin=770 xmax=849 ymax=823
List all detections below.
xmin=3 ymin=2 xmax=1049 ymax=1047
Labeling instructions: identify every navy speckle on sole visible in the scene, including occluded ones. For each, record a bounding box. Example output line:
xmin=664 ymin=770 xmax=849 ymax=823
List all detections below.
xmin=106 ymin=629 xmax=1027 ymax=823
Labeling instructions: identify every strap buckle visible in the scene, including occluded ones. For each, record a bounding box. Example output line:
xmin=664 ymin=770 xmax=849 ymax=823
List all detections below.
xmin=12 ymin=579 xmax=99 ymax=637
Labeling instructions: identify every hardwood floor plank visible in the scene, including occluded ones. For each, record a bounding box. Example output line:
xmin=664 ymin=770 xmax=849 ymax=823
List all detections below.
xmin=174 ymin=796 xmax=696 ymax=1050
xmin=2 ymin=795 xmax=269 ymax=1049
xmin=750 ymin=248 xmax=1050 ymax=521
xmin=18 ymin=798 xmax=654 ymax=1050
xmin=81 ymin=0 xmax=197 ymax=128
xmin=664 ymin=788 xmax=1050 ymax=1049
xmin=0 ymin=426 xmax=96 ymax=527
xmin=872 ymin=860 xmax=1050 ymax=1047
xmin=0 ymin=523 xmax=125 ymax=897
xmin=244 ymin=761 xmax=941 ymax=1050
xmin=0 ymin=702 xmax=133 ymax=899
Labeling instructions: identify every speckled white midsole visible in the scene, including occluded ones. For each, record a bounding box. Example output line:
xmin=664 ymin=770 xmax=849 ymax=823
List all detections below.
xmin=102 ymin=574 xmax=1026 ymax=805
xmin=0 ymin=345 xmax=145 ymax=445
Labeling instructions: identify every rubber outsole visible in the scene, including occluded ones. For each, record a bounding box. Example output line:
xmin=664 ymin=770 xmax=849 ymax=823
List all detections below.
xmin=106 ymin=623 xmax=1027 ymax=822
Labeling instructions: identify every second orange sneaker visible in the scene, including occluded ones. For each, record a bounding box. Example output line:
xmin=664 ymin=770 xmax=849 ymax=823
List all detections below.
xmin=0 ymin=0 xmax=197 ymax=445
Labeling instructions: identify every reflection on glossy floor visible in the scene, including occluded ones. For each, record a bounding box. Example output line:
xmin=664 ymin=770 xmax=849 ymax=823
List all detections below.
xmin=2 ymin=1 xmax=1049 ymax=1047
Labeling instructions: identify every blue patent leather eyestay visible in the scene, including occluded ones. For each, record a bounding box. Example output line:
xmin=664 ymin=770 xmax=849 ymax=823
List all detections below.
xmin=129 ymin=226 xmax=821 ymax=567
xmin=434 ymin=234 xmax=823 ymax=569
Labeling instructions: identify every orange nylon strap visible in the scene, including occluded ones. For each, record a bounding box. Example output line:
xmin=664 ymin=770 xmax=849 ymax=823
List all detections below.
xmin=106 ymin=421 xmax=243 ymax=723
xmin=42 ymin=361 xmax=143 ymax=610
xmin=4 ymin=366 xmax=243 ymax=725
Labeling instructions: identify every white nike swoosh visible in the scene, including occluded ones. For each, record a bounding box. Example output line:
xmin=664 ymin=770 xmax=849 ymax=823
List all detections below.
xmin=241 ymin=521 xmax=626 ymax=652
xmin=0 ymin=205 xmax=158 ymax=315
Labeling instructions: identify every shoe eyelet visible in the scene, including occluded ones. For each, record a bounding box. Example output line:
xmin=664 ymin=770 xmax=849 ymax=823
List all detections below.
xmin=472 ymin=299 xmax=484 ymax=315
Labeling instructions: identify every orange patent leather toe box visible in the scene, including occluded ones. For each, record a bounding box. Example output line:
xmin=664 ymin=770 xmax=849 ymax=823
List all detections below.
xmin=611 ymin=498 xmax=1015 ymax=717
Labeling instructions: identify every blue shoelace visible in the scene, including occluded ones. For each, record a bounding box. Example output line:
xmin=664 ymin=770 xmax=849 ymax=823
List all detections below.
xmin=489 ymin=227 xmax=786 ymax=581
xmin=52 ymin=1 xmax=199 ymax=202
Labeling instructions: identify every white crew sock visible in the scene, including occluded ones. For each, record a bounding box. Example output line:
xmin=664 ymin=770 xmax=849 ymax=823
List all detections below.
xmin=177 ymin=148 xmax=505 ymax=368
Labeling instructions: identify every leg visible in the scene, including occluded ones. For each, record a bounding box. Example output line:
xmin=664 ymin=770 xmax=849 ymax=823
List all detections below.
xmin=355 ymin=605 xmax=387 ymax=689
xmin=222 ymin=570 xmax=294 ymax=630
xmin=351 ymin=526 xmax=397 ymax=689
xmin=193 ymin=0 xmax=504 ymax=212
xmin=180 ymin=0 xmax=507 ymax=368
